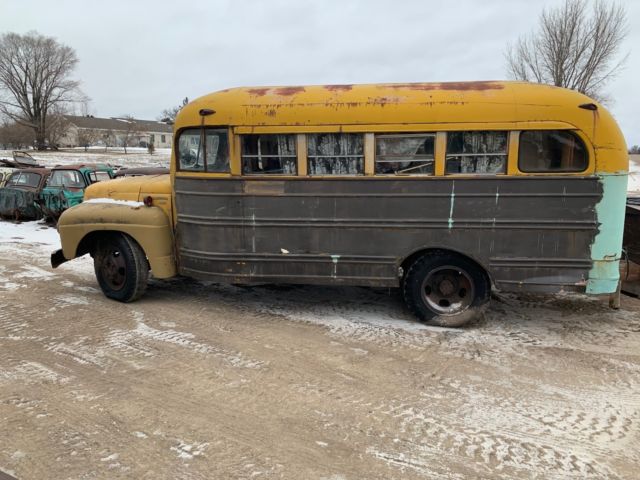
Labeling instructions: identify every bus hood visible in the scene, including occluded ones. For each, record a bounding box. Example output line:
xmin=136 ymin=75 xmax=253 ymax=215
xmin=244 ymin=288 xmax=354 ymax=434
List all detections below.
xmin=84 ymin=174 xmax=171 ymax=203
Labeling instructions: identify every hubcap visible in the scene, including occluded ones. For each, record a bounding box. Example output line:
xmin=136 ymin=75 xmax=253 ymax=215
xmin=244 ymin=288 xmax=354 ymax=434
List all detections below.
xmin=420 ymin=265 xmax=474 ymax=315
xmin=101 ymin=249 xmax=126 ymax=291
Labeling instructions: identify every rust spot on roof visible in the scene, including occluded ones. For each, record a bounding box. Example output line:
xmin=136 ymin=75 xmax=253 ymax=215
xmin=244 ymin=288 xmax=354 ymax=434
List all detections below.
xmin=324 ymin=84 xmax=353 ymax=92
xmin=386 ymin=81 xmax=504 ymax=91
xmin=248 ymin=88 xmax=270 ymax=96
xmin=273 ymin=86 xmax=306 ymax=96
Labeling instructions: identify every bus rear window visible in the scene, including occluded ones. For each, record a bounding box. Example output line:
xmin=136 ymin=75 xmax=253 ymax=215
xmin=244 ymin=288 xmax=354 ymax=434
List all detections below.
xmin=308 ymin=133 xmax=364 ymax=175
xmin=242 ymin=134 xmax=297 ymax=175
xmin=375 ymin=134 xmax=435 ymax=175
xmin=518 ymin=130 xmax=588 ymax=172
xmin=446 ymin=131 xmax=507 ymax=174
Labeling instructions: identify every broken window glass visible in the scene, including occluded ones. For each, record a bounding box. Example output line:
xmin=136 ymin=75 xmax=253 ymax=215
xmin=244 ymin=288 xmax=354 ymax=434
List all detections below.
xmin=518 ymin=130 xmax=587 ymax=172
xmin=242 ymin=134 xmax=297 ymax=175
xmin=178 ymin=128 xmax=204 ymax=171
xmin=445 ymin=131 xmax=507 ymax=174
xmin=307 ymin=133 xmax=364 ymax=175
xmin=375 ymin=134 xmax=435 ymax=175
xmin=177 ymin=128 xmax=229 ymax=172
xmin=205 ymin=130 xmax=229 ymax=173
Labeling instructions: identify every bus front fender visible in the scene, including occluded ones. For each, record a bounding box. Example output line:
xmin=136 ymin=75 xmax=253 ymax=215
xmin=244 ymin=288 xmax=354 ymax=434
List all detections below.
xmin=54 ymin=202 xmax=177 ymax=278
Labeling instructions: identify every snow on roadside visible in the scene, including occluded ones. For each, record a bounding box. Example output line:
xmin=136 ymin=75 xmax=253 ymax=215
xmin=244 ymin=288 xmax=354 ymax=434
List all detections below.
xmin=0 ymin=220 xmax=61 ymax=248
xmin=0 ymin=220 xmax=93 ymax=280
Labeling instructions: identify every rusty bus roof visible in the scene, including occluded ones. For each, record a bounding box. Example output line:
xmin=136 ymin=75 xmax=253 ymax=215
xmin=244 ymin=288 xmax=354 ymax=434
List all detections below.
xmin=176 ymin=81 xmax=627 ymax=173
xmin=178 ymin=81 xmax=601 ymax=128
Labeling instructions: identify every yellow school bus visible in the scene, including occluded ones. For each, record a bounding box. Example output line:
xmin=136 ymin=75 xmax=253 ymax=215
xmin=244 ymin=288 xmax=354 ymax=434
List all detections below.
xmin=52 ymin=81 xmax=628 ymax=326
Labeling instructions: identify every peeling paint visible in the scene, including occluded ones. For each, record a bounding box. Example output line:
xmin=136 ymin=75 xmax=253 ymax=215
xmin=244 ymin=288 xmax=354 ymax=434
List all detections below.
xmin=448 ymin=182 xmax=455 ymax=229
xmin=331 ymin=255 xmax=340 ymax=278
xmin=324 ymin=84 xmax=353 ymax=92
xmin=273 ymin=86 xmax=306 ymax=96
xmin=384 ymin=81 xmax=505 ymax=92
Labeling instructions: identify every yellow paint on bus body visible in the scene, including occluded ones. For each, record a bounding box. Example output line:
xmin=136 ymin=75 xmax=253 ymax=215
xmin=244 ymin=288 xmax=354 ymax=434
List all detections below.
xmin=174 ymin=81 xmax=627 ymax=175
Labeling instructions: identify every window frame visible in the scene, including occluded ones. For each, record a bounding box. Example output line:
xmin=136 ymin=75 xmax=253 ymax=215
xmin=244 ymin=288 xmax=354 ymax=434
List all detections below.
xmin=517 ymin=129 xmax=589 ymax=174
xmin=175 ymin=127 xmax=231 ymax=174
xmin=240 ymin=133 xmax=298 ymax=176
xmin=374 ymin=132 xmax=436 ymax=176
xmin=306 ymin=132 xmax=365 ymax=176
xmin=444 ymin=130 xmax=509 ymax=176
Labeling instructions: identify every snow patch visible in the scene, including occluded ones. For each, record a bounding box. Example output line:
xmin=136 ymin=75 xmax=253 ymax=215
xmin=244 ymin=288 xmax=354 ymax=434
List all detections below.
xmin=84 ymin=198 xmax=144 ymax=207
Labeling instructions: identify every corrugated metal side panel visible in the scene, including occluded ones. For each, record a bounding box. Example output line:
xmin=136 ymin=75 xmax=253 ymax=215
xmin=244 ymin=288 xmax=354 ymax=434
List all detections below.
xmin=174 ymin=176 xmax=601 ymax=290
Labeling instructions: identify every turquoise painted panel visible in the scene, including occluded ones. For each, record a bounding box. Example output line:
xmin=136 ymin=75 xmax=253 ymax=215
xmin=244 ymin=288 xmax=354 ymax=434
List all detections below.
xmin=587 ymin=173 xmax=628 ymax=294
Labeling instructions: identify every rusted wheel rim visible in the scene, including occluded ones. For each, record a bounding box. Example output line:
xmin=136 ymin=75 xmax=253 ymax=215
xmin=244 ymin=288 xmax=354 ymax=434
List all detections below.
xmin=100 ymin=249 xmax=126 ymax=291
xmin=420 ymin=265 xmax=474 ymax=315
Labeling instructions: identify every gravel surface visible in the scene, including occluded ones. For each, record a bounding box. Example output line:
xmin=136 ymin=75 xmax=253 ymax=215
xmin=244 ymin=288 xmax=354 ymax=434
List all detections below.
xmin=0 ymin=222 xmax=639 ymax=479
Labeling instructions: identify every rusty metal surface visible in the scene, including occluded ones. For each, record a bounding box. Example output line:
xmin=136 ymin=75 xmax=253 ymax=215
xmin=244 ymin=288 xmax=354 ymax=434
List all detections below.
xmin=0 ymin=168 xmax=51 ymax=220
xmin=174 ymin=176 xmax=601 ymax=291
xmin=623 ymin=199 xmax=640 ymax=264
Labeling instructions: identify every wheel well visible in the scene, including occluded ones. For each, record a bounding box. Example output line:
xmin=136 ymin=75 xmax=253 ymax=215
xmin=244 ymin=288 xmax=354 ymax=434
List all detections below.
xmin=76 ymin=231 xmax=139 ymax=258
xmin=401 ymin=248 xmax=492 ymax=285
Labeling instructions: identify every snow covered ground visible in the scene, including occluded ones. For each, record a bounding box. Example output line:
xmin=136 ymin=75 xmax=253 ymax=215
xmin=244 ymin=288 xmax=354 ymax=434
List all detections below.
xmin=1 ymin=151 xmax=640 ymax=479
xmin=0 ymin=147 xmax=170 ymax=169
xmin=1 ymin=219 xmax=639 ymax=479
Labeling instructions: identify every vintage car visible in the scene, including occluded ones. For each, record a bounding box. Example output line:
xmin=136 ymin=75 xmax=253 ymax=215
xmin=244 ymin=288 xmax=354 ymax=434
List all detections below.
xmin=0 ymin=168 xmax=51 ymax=220
xmin=0 ymin=166 xmax=17 ymax=187
xmin=39 ymin=164 xmax=115 ymax=220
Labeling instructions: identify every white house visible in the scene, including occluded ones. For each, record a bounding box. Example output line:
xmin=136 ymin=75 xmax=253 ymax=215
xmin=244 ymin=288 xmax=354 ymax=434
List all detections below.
xmin=60 ymin=115 xmax=173 ymax=149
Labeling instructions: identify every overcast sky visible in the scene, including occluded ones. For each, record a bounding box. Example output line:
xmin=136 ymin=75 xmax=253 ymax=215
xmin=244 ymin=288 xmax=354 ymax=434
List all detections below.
xmin=1 ymin=0 xmax=638 ymax=145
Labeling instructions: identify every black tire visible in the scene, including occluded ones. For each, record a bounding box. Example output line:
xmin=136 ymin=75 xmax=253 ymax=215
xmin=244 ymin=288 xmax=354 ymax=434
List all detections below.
xmin=93 ymin=233 xmax=149 ymax=302
xmin=402 ymin=251 xmax=490 ymax=327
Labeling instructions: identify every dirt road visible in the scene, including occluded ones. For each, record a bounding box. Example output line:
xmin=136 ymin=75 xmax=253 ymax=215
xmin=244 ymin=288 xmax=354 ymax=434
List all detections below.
xmin=1 ymin=225 xmax=639 ymax=479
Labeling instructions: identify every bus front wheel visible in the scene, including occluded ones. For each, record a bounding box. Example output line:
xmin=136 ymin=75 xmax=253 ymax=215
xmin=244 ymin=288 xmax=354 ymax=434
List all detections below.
xmin=402 ymin=252 xmax=490 ymax=327
xmin=94 ymin=233 xmax=149 ymax=302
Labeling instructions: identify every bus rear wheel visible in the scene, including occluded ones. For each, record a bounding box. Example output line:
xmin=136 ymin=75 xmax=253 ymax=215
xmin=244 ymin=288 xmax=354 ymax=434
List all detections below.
xmin=402 ymin=252 xmax=490 ymax=327
xmin=94 ymin=233 xmax=149 ymax=302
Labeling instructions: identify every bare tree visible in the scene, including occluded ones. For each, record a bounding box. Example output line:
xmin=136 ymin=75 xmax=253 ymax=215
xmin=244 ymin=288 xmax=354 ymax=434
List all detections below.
xmin=0 ymin=31 xmax=80 ymax=150
xmin=103 ymin=129 xmax=116 ymax=152
xmin=0 ymin=120 xmax=35 ymax=149
xmin=45 ymin=107 xmax=71 ymax=149
xmin=505 ymin=0 xmax=627 ymax=102
xmin=76 ymin=128 xmax=102 ymax=152
xmin=118 ymin=116 xmax=142 ymax=154
xmin=159 ymin=97 xmax=188 ymax=124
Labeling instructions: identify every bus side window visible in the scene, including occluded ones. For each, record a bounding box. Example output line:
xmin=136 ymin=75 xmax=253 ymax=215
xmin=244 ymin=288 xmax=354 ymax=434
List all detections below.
xmin=307 ymin=133 xmax=364 ymax=175
xmin=242 ymin=134 xmax=297 ymax=175
xmin=446 ymin=131 xmax=508 ymax=174
xmin=375 ymin=134 xmax=435 ymax=175
xmin=518 ymin=130 xmax=588 ymax=172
